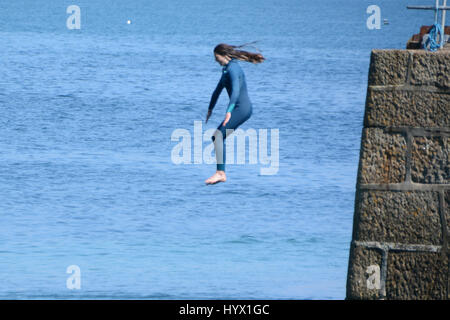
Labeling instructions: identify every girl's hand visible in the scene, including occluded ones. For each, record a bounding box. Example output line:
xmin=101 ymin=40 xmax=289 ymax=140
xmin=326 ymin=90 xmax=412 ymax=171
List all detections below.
xmin=206 ymin=109 xmax=212 ymax=123
xmin=222 ymin=112 xmax=231 ymax=126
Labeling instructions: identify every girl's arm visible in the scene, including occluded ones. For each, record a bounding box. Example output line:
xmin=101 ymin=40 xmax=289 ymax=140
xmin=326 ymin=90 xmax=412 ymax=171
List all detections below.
xmin=208 ymin=75 xmax=224 ymax=111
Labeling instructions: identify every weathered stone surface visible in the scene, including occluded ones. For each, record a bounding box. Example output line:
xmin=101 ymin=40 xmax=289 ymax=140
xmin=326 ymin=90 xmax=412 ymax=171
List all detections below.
xmin=359 ymin=128 xmax=407 ymax=184
xmin=354 ymin=191 xmax=442 ymax=245
xmin=446 ymin=190 xmax=450 ymax=237
xmin=386 ymin=252 xmax=448 ymax=299
xmin=364 ymin=88 xmax=450 ymax=127
xmin=411 ymin=136 xmax=449 ymax=184
xmin=346 ymin=245 xmax=382 ymax=300
xmin=348 ymin=49 xmax=450 ymax=300
xmin=410 ymin=50 xmax=450 ymax=89
xmin=368 ymin=50 xmax=409 ymax=86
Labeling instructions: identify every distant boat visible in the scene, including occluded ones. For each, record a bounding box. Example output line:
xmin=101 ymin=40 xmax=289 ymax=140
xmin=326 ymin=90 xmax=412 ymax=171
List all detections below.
xmin=383 ymin=19 xmax=389 ymax=25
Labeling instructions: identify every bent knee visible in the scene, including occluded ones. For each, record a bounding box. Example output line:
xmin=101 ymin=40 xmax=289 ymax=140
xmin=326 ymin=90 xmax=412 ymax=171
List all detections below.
xmin=212 ymin=130 xmax=224 ymax=142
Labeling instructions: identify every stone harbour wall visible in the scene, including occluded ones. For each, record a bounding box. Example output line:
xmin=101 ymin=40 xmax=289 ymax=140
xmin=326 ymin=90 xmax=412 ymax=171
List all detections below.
xmin=346 ymin=49 xmax=449 ymax=300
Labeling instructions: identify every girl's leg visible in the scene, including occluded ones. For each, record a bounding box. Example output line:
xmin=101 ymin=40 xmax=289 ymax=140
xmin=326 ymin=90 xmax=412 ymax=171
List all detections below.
xmin=212 ymin=106 xmax=252 ymax=172
xmin=205 ymin=105 xmax=252 ymax=184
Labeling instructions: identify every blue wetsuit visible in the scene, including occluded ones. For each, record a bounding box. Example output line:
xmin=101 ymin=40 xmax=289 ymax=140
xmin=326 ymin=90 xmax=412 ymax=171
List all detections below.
xmin=208 ymin=58 xmax=253 ymax=171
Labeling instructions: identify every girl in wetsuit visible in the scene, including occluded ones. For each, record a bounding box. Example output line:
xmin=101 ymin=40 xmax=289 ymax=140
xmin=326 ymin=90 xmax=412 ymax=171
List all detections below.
xmin=205 ymin=42 xmax=265 ymax=185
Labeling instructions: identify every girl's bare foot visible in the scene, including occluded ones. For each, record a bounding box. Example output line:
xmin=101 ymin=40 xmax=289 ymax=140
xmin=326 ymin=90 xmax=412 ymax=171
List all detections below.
xmin=205 ymin=171 xmax=227 ymax=185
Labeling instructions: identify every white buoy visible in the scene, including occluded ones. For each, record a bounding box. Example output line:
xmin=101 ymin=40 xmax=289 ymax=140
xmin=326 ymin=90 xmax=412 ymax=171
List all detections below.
xmin=127 ymin=20 xmax=132 ymax=25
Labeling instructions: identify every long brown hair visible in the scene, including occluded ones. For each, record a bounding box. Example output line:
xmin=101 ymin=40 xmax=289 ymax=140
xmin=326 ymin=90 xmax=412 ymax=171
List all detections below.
xmin=214 ymin=41 xmax=265 ymax=64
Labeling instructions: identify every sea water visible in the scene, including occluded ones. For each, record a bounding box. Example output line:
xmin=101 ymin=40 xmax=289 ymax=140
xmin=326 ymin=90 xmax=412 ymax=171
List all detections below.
xmin=0 ymin=0 xmax=427 ymax=299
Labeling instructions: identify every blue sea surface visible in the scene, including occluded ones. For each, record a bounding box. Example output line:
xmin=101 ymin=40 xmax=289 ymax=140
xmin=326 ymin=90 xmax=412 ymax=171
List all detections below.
xmin=0 ymin=0 xmax=428 ymax=299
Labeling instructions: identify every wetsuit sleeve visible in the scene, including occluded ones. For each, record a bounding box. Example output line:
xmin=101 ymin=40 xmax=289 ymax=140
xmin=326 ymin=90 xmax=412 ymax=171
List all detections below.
xmin=226 ymin=64 xmax=240 ymax=113
xmin=208 ymin=75 xmax=224 ymax=111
